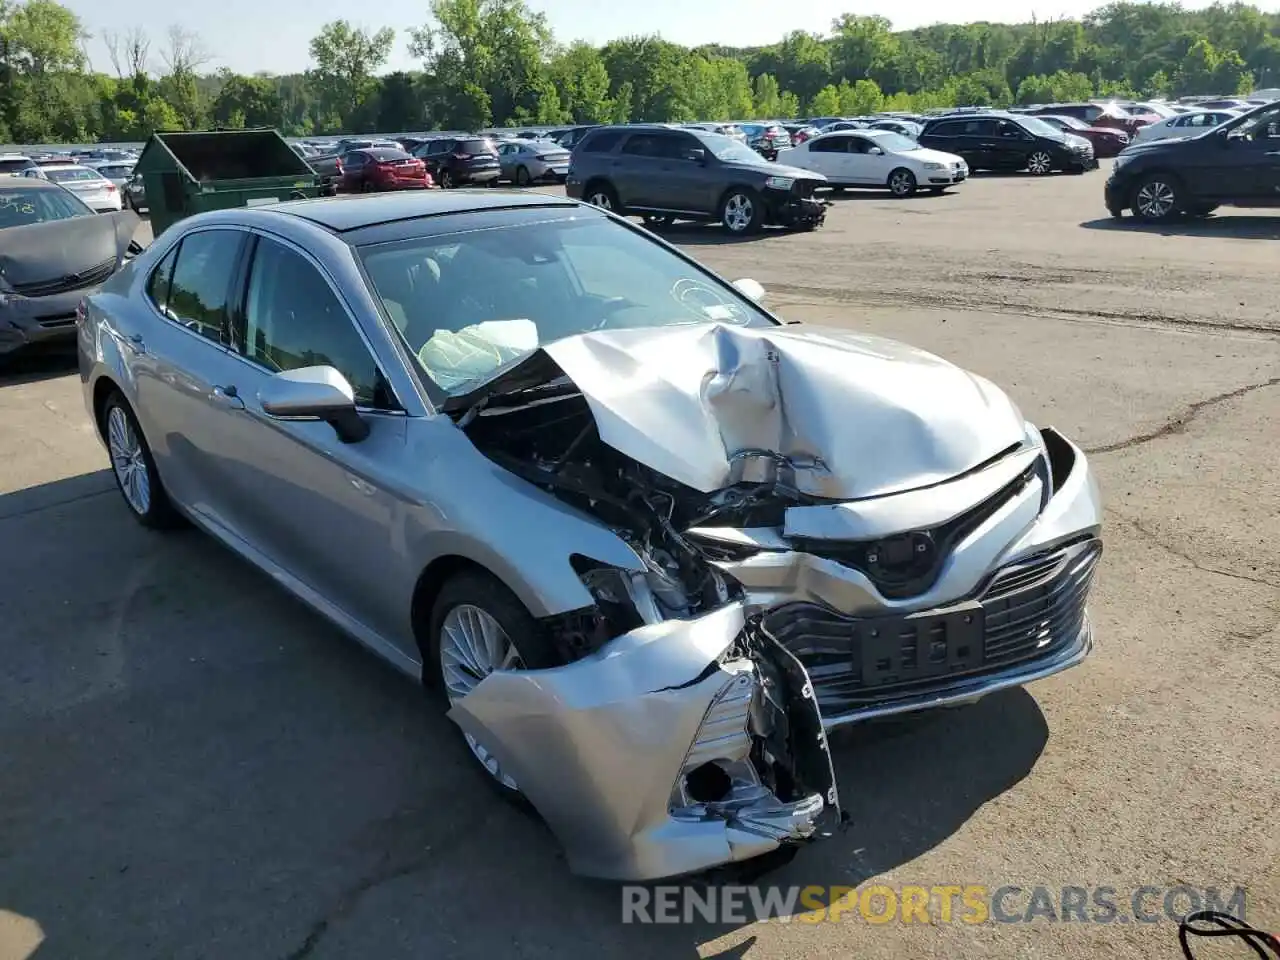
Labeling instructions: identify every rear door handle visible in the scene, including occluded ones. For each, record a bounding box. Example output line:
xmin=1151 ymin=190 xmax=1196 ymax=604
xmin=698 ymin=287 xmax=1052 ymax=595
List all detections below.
xmin=211 ymin=384 xmax=245 ymax=410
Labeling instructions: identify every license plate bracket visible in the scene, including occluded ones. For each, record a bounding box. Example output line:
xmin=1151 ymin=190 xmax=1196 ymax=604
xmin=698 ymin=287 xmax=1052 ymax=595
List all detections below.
xmin=856 ymin=601 xmax=985 ymax=688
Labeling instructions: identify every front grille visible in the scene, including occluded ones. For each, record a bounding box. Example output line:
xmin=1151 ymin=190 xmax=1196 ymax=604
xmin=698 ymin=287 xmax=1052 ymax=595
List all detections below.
xmin=760 ymin=539 xmax=1101 ymax=717
xmin=9 ymin=256 xmax=116 ymax=298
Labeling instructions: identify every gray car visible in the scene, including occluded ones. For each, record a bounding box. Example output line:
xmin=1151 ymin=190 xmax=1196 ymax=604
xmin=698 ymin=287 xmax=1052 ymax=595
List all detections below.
xmin=78 ymin=191 xmax=1102 ymax=881
xmin=567 ymin=124 xmax=828 ymax=234
xmin=496 ymin=138 xmax=571 ymax=185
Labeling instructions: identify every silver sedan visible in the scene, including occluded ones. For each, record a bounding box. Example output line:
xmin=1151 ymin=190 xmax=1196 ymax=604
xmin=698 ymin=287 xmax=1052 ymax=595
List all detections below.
xmin=496 ymin=138 xmax=571 ymax=185
xmin=78 ymin=191 xmax=1102 ymax=881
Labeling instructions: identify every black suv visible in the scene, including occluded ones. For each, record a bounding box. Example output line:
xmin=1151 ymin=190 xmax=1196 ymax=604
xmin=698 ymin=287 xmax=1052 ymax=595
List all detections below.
xmin=410 ymin=136 xmax=501 ymax=188
xmin=1104 ymin=101 xmax=1280 ymax=221
xmin=918 ymin=113 xmax=1097 ymax=175
xmin=566 ymin=124 xmax=827 ymax=235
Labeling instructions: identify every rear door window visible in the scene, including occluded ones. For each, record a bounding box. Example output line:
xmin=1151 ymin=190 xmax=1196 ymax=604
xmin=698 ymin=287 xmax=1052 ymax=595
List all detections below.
xmin=578 ymin=129 xmax=624 ymax=153
xmin=160 ymin=229 xmax=245 ymax=345
xmin=621 ymin=134 xmax=663 ymax=157
xmin=809 ymin=136 xmax=847 ymax=153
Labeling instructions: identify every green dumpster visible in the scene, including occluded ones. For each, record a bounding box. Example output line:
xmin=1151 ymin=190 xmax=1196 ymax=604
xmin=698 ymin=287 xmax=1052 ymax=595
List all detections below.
xmin=134 ymin=128 xmax=323 ymax=237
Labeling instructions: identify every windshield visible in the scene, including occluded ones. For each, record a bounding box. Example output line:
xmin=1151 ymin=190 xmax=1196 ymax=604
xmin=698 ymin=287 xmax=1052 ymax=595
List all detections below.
xmin=45 ymin=167 xmax=105 ymax=183
xmin=98 ymin=165 xmax=133 ymax=178
xmin=873 ymin=132 xmax=920 ymax=152
xmin=358 ymin=216 xmax=774 ymax=395
xmin=705 ymin=134 xmax=766 ymax=163
xmin=1017 ymin=116 xmax=1064 ymax=138
xmin=0 ymin=186 xmax=93 ymax=226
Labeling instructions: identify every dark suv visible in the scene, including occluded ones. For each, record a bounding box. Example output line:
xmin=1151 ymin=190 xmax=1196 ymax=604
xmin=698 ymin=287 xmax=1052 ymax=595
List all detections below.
xmin=566 ymin=125 xmax=827 ymax=235
xmin=1104 ymin=101 xmax=1280 ymax=221
xmin=410 ymin=136 xmax=501 ymax=188
xmin=918 ymin=113 xmax=1097 ymax=175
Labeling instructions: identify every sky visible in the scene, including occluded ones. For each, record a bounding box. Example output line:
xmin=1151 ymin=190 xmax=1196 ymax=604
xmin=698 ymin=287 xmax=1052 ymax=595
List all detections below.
xmin=64 ymin=0 xmax=1280 ymax=77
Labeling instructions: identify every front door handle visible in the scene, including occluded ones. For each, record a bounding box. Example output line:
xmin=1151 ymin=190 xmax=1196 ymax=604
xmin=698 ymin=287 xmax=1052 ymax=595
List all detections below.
xmin=211 ymin=384 xmax=245 ymax=410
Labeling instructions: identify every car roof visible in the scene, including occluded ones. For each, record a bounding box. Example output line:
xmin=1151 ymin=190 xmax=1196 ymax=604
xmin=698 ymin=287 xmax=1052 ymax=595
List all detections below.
xmin=266 ymin=190 xmax=581 ymax=233
xmin=0 ymin=177 xmax=61 ymax=191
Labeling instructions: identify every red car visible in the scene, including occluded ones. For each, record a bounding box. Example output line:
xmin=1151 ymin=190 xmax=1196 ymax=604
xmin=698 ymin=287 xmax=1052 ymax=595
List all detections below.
xmin=1034 ymin=114 xmax=1131 ymax=157
xmin=341 ymin=148 xmax=434 ymax=192
xmin=1029 ymin=103 xmax=1153 ymax=138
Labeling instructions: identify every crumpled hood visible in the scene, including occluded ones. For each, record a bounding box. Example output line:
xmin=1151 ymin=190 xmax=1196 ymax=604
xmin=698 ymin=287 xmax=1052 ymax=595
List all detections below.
xmin=0 ymin=210 xmax=137 ymax=288
xmin=465 ymin=322 xmax=1027 ymax=500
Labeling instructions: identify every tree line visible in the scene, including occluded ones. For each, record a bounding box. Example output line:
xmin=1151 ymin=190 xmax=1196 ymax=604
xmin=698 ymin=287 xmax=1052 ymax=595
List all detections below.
xmin=2 ymin=0 xmax=1278 ymax=144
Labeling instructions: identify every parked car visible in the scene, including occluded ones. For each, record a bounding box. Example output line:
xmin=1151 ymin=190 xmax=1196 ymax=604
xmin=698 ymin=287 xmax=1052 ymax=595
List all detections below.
xmin=77 ymin=189 xmax=1102 ymax=879
xmin=685 ymin=122 xmax=750 ymax=144
xmin=868 ymin=119 xmax=922 ymax=138
xmin=777 ymin=129 xmax=967 ymax=196
xmin=781 ymin=123 xmax=821 ymax=144
xmin=88 ymin=161 xmax=136 ymax=190
xmin=26 ymin=164 xmax=122 ymax=211
xmin=340 ymin=148 xmax=432 ymax=193
xmin=567 ymin=124 xmax=827 ymax=234
xmin=552 ymin=125 xmax=599 ymax=150
xmin=1131 ymin=109 xmax=1240 ymax=144
xmin=496 ymin=138 xmax=571 ymax=185
xmin=1192 ymin=98 xmax=1253 ymax=111
xmin=123 ymin=171 xmax=146 ymax=211
xmin=918 ymin=113 xmax=1097 ymax=174
xmin=411 ymin=136 xmax=501 ymax=188
xmin=1033 ymin=115 xmax=1130 ymax=157
xmin=1105 ymin=100 xmax=1280 ymax=221
xmin=0 ymin=178 xmax=137 ymax=356
xmin=1027 ymin=102 xmax=1150 ymax=137
xmin=738 ymin=122 xmax=793 ymax=159
xmin=0 ymin=153 xmax=36 ymax=176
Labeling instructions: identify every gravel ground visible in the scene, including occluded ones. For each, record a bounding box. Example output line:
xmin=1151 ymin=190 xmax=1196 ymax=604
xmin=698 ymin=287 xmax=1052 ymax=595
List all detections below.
xmin=0 ymin=162 xmax=1276 ymax=960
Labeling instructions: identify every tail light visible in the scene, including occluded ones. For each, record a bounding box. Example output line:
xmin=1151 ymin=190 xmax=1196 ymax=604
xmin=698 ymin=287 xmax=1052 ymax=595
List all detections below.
xmin=106 ymin=183 xmax=117 ymax=192
xmin=335 ymin=158 xmax=344 ymax=174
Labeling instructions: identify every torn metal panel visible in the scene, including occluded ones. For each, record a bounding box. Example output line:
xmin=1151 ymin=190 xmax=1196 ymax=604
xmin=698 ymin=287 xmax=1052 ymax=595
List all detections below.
xmin=539 ymin=322 xmax=1027 ymax=499
xmin=448 ymin=603 xmax=834 ymax=881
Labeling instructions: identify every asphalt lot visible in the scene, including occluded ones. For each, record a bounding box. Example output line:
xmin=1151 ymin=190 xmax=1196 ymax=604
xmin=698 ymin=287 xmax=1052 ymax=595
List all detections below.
xmin=1 ymin=163 xmax=1276 ymax=960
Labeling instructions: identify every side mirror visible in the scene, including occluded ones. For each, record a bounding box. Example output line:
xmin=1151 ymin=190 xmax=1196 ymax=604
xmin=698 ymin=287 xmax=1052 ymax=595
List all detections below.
xmin=685 ymin=147 xmax=707 ymax=163
xmin=868 ymin=146 xmax=885 ymax=155
xmin=258 ymin=365 xmax=369 ymax=443
xmin=732 ymin=277 xmax=766 ymax=302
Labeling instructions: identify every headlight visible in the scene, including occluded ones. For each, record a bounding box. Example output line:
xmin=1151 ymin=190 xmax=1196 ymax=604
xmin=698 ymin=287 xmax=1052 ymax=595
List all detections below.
xmin=923 ymin=162 xmax=945 ymax=170
xmin=764 ymin=175 xmax=794 ymax=190
xmin=571 ymin=557 xmax=663 ymax=635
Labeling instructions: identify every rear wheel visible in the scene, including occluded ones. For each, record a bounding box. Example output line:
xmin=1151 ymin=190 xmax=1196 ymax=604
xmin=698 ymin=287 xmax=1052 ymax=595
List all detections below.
xmin=515 ymin=165 xmax=531 ymax=186
xmin=584 ymin=182 xmax=620 ymax=213
xmin=426 ymin=572 xmax=560 ymax=799
xmin=720 ymin=188 xmax=763 ymax=235
xmin=1131 ymin=174 xmax=1182 ymax=222
xmin=440 ymin=169 xmax=455 ymax=189
xmin=1027 ymin=151 xmax=1054 ymax=175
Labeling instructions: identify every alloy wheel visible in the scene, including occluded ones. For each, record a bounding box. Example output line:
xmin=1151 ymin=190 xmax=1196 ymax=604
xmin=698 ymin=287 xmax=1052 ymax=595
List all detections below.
xmin=441 ymin=170 xmax=454 ymax=189
xmin=723 ymin=193 xmax=754 ymax=232
xmin=1135 ymin=180 xmax=1177 ymax=219
xmin=516 ymin=166 xmax=530 ymax=186
xmin=106 ymin=405 xmax=151 ymax=516
xmin=1027 ymin=152 xmax=1052 ymax=175
xmin=587 ymin=190 xmax=613 ymax=210
xmin=439 ymin=604 xmax=524 ymax=790
xmin=889 ymin=171 xmax=914 ymax=196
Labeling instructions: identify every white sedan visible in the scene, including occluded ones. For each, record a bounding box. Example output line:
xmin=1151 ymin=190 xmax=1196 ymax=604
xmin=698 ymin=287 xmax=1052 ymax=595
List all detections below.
xmin=25 ymin=163 xmax=123 ymax=211
xmin=1132 ymin=109 xmax=1240 ymax=143
xmin=776 ymin=129 xmax=967 ymax=197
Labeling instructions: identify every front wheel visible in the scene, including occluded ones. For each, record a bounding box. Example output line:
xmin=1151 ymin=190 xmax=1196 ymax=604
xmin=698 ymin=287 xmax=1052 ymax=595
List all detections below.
xmin=426 ymin=572 xmax=561 ymax=799
xmin=439 ymin=169 xmax=454 ymax=189
xmin=887 ymin=168 xmax=917 ymax=197
xmin=1027 ymin=151 xmax=1054 ymax=175
xmin=1131 ymin=174 xmax=1182 ymax=222
xmin=584 ymin=182 xmax=620 ymax=213
xmin=515 ymin=165 xmax=530 ymax=186
xmin=720 ymin=188 xmax=762 ymax=235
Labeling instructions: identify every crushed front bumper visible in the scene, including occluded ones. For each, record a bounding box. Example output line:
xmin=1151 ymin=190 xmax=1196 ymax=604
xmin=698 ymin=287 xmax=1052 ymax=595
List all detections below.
xmin=765 ymin=188 xmax=829 ymax=229
xmin=0 ymin=287 xmax=98 ymax=355
xmin=449 ymin=603 xmax=841 ymax=881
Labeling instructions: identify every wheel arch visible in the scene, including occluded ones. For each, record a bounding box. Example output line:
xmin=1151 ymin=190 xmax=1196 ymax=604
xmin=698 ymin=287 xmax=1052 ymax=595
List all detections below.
xmin=91 ymin=373 xmax=122 ymax=442
xmin=410 ymin=554 xmax=496 ymax=667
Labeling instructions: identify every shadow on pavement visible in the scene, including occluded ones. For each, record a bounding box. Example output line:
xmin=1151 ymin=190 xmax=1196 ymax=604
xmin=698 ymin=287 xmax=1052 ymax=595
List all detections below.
xmin=0 ymin=347 xmax=77 ymax=388
xmin=1079 ymin=214 xmax=1280 ymax=240
xmin=0 ymin=471 xmax=1049 ymax=959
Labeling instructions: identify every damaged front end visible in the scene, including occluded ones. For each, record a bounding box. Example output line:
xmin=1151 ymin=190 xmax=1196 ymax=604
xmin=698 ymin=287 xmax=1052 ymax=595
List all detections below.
xmin=448 ymin=603 xmax=843 ymax=881
xmin=441 ymin=321 xmax=1101 ymax=879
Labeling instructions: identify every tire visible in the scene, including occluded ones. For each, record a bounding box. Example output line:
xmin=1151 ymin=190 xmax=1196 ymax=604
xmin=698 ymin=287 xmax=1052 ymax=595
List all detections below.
xmin=100 ymin=390 xmax=182 ymax=530
xmin=426 ymin=571 xmax=561 ymax=800
xmin=720 ymin=187 xmax=763 ymax=235
xmin=515 ymin=165 xmax=530 ymax=186
xmin=583 ymin=181 xmax=620 ymax=213
xmin=1131 ymin=173 xmax=1182 ymax=222
xmin=887 ymin=168 xmax=917 ymax=197
xmin=1026 ymin=151 xmax=1054 ymax=175
xmin=361 ymin=180 xmax=375 ymax=193
xmin=440 ymin=169 xmax=454 ymax=189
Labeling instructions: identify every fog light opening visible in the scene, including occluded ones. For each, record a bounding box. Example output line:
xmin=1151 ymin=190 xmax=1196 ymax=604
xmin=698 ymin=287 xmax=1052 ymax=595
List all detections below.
xmin=684 ymin=761 xmax=733 ymax=804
